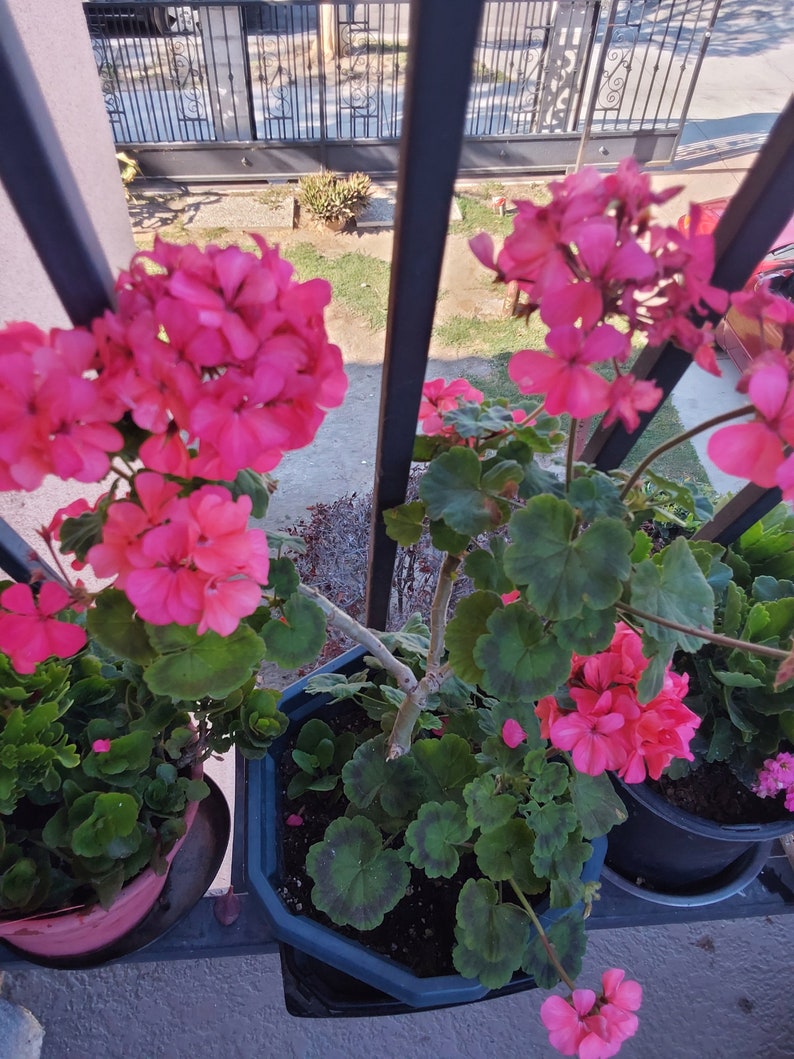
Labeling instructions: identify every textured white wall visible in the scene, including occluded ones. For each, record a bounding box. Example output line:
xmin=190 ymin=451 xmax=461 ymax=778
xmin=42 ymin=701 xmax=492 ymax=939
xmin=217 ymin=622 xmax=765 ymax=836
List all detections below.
xmin=0 ymin=0 xmax=134 ymax=328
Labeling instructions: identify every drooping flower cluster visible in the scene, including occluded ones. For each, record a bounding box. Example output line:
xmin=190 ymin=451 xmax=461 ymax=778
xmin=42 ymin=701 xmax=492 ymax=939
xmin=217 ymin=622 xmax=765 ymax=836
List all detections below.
xmin=470 ymin=158 xmax=728 ymax=430
xmin=86 ymin=472 xmax=269 ymax=636
xmin=94 ymin=236 xmax=348 ymax=480
xmin=540 ymin=968 xmax=642 ymax=1058
xmin=536 ymin=623 xmax=700 ymax=781
xmin=753 ymin=751 xmax=794 ymax=811
xmin=708 ymin=286 xmax=794 ymax=498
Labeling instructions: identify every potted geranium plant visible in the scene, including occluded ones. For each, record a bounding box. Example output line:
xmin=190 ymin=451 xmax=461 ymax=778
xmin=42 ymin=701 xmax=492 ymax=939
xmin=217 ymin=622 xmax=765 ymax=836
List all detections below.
xmin=1 ymin=159 xmax=792 ymax=1056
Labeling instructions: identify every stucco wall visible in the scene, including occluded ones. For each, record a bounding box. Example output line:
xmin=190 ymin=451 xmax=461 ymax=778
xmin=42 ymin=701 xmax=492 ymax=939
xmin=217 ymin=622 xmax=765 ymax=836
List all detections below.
xmin=0 ymin=0 xmax=134 ymax=328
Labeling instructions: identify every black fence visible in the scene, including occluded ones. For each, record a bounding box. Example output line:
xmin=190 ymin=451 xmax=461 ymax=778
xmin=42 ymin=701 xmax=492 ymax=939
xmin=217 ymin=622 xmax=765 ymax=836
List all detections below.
xmin=83 ymin=0 xmax=722 ymax=180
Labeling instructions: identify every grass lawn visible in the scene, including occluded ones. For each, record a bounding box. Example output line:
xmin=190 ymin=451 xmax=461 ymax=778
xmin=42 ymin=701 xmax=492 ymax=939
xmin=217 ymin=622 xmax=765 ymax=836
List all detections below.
xmin=286 ymin=244 xmax=392 ymax=332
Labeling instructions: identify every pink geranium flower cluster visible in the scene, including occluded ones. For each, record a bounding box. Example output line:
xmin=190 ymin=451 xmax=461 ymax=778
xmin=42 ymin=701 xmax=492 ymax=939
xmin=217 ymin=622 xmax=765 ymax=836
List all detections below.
xmin=536 ymin=622 xmax=700 ymax=781
xmin=0 ymin=324 xmax=123 ymax=491
xmin=470 ymin=158 xmax=728 ymax=430
xmin=753 ymin=751 xmax=794 ymax=811
xmin=707 ymin=287 xmax=794 ymax=498
xmin=540 ymin=968 xmax=642 ymax=1058
xmin=418 ymin=377 xmax=484 ymax=436
xmin=86 ymin=471 xmax=269 ymax=636
xmin=94 ymin=236 xmax=348 ymax=480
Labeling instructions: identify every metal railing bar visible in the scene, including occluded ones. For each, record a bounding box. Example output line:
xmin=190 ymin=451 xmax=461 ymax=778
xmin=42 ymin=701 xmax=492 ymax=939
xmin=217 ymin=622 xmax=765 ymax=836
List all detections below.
xmin=364 ymin=0 xmax=484 ymax=630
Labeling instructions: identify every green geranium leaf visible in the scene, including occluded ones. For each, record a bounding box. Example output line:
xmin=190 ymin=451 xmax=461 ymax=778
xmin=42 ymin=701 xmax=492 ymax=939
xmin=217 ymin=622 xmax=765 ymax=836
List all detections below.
xmin=452 ymin=879 xmax=530 ymax=989
xmin=446 ymin=402 xmax=518 ymax=439
xmin=229 ymin=469 xmax=272 ymax=518
xmin=474 ymin=820 xmax=544 ymax=894
xmin=463 ymin=541 xmax=514 ymax=595
xmin=636 ymin=637 xmax=675 ymax=702
xmin=474 ymin=603 xmax=570 ymax=701
xmin=530 ymin=761 xmax=569 ymax=802
xmin=445 ymin=591 xmax=502 ymax=685
xmin=405 ymin=801 xmax=471 ymax=878
xmin=265 ymin=557 xmax=300 ymax=599
xmin=631 ymin=531 xmax=653 ymax=564
xmin=144 ymin=623 xmax=266 ymax=700
xmin=630 ymin=537 xmax=715 ymax=650
xmin=548 ymin=832 xmax=592 ymax=899
xmin=504 ymin=496 xmax=632 ymax=619
xmin=261 ymin=593 xmax=326 ymax=668
xmin=304 ymin=672 xmax=375 ymax=700
xmin=570 ymin=771 xmax=628 ymax=838
xmin=555 ymin=606 xmax=617 ymax=654
xmin=342 ymin=737 xmax=426 ymax=817
xmin=429 ymin=520 xmax=471 ymax=556
xmin=567 ymin=473 xmax=625 ymax=521
xmin=419 ymin=447 xmax=495 ymax=536
xmin=383 ymin=501 xmax=426 ymax=546
xmin=87 ymin=589 xmax=155 ymax=665
xmin=412 ymin=433 xmax=445 ymax=462
xmin=412 ymin=734 xmax=480 ymax=805
xmin=59 ymin=509 xmax=106 ymax=562
xmin=527 ymin=801 xmax=579 ymax=877
xmin=523 ymin=911 xmax=586 ymax=990
xmin=463 ymin=774 xmax=518 ymax=832
xmin=306 ymin=817 xmax=410 ymax=930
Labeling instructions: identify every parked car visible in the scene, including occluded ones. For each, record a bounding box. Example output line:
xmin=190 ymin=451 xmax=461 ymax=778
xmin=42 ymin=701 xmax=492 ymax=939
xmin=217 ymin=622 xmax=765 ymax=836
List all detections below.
xmin=677 ymin=198 xmax=794 ymax=372
xmin=85 ymin=2 xmax=197 ymax=38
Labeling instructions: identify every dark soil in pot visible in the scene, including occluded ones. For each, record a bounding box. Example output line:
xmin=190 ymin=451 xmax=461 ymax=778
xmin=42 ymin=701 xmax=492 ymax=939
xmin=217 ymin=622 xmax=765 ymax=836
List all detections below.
xmin=648 ymin=761 xmax=790 ymax=826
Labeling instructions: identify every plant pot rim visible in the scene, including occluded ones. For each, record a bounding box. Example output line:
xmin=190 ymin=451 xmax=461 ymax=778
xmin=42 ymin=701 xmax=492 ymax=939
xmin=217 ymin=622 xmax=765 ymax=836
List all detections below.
xmin=610 ymin=770 xmax=794 ymax=841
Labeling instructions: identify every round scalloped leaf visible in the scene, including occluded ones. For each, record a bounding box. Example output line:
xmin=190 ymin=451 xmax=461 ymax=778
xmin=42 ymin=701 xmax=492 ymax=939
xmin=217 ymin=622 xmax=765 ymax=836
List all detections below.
xmin=419 ymin=446 xmax=494 ymax=536
xmin=383 ymin=501 xmax=426 ymax=546
xmin=144 ymin=623 xmax=266 ymax=700
xmin=87 ymin=589 xmax=155 ymax=665
xmin=261 ymin=593 xmax=327 ymax=668
xmin=529 ymin=761 xmax=570 ymax=802
xmin=411 ymin=734 xmax=480 ymax=805
xmin=405 ymin=801 xmax=471 ymax=878
xmin=474 ymin=819 xmax=544 ymax=894
xmin=463 ymin=775 xmax=518 ymax=832
xmin=630 ymin=537 xmax=715 ymax=650
xmin=504 ymin=496 xmax=632 ymax=619
xmin=306 ymin=816 xmax=410 ymax=930
xmin=342 ymin=736 xmax=426 ymax=817
xmin=445 ymin=591 xmax=502 ymax=686
xmin=474 ymin=603 xmax=570 ymax=702
xmin=555 ymin=605 xmax=617 ymax=654
xmin=452 ymin=878 xmax=530 ymax=989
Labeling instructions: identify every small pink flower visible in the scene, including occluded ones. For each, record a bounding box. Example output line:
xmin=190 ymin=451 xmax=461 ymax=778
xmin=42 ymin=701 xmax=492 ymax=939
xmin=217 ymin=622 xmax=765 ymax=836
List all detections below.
xmin=501 ymin=590 xmax=521 ymax=605
xmin=502 ymin=718 xmax=528 ymax=749
xmin=92 ymin=738 xmax=112 ymax=753
xmin=285 ymin=813 xmax=303 ymax=827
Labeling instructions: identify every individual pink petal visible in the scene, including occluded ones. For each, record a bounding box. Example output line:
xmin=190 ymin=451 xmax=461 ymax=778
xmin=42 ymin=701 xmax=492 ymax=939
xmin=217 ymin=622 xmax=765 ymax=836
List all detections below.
xmin=285 ymin=813 xmax=304 ymax=827
xmin=92 ymin=739 xmax=112 ymax=753
xmin=502 ymin=718 xmax=528 ymax=749
xmin=707 ymin=422 xmax=784 ymax=486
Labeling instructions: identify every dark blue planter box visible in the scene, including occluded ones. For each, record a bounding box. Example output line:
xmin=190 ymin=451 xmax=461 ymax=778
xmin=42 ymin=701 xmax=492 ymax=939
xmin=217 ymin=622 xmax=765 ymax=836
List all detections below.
xmin=246 ymin=647 xmax=607 ymax=1009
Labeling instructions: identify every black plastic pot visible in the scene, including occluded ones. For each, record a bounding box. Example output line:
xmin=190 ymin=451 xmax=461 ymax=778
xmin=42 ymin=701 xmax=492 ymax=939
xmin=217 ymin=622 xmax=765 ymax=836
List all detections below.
xmin=606 ymin=773 xmax=792 ymax=904
xmin=247 ymin=647 xmax=607 ymax=1009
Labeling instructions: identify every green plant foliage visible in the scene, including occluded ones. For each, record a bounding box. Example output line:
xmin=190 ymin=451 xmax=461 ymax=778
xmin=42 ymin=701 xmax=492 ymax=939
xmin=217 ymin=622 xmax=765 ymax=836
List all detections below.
xmin=505 ymin=496 xmax=632 ymax=620
xmin=630 ymin=537 xmax=715 ymax=651
xmin=411 ymin=734 xmax=480 ymax=805
xmin=261 ymin=593 xmax=327 ymax=668
xmin=87 ymin=590 xmax=155 ymax=665
xmin=383 ymin=500 xmax=426 ymax=546
xmin=452 ymin=879 xmax=531 ymax=989
xmin=342 ymin=736 xmax=425 ymax=818
xmin=522 ymin=911 xmax=587 ymax=989
xmin=144 ymin=622 xmax=266 ymax=699
xmin=298 ymin=171 xmax=372 ymax=224
xmin=404 ymin=801 xmax=471 ymax=877
xmin=306 ymin=816 xmax=410 ymax=930
xmin=474 ymin=602 xmax=571 ymax=701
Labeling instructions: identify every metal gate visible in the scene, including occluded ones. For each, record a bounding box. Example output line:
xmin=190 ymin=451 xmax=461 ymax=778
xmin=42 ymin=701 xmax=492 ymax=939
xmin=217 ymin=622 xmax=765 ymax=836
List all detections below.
xmin=85 ymin=0 xmax=721 ymax=181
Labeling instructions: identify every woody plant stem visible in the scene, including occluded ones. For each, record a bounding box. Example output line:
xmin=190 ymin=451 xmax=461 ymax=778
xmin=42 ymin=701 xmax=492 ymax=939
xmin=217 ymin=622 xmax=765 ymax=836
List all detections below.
xmin=296 ymin=579 xmax=454 ymax=759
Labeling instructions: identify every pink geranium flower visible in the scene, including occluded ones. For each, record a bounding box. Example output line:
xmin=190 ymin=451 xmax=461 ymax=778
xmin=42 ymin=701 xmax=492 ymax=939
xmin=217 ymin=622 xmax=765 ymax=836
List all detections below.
xmin=417 ymin=377 xmax=484 ymax=436
xmin=0 ymin=582 xmax=86 ymax=673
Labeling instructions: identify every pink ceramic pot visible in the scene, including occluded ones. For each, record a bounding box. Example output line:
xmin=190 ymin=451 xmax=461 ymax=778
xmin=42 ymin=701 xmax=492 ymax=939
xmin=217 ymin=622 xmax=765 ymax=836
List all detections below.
xmin=0 ymin=787 xmax=201 ymax=958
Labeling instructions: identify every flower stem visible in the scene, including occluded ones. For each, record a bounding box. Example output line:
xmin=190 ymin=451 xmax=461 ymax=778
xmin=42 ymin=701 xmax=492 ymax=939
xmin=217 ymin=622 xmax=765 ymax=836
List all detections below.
xmin=566 ymin=418 xmax=578 ymax=488
xmin=618 ymin=603 xmax=790 ymax=660
xmin=619 ymin=404 xmax=755 ymax=498
xmin=428 ymin=554 xmax=461 ymax=671
xmin=507 ymin=878 xmax=576 ymax=992
xmin=386 ymin=663 xmax=451 ymax=760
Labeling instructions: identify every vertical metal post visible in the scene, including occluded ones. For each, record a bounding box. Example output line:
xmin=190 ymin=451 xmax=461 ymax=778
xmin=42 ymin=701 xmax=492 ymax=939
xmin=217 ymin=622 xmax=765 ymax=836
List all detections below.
xmin=364 ymin=0 xmax=484 ymax=630
xmin=573 ymin=0 xmax=621 ymax=172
